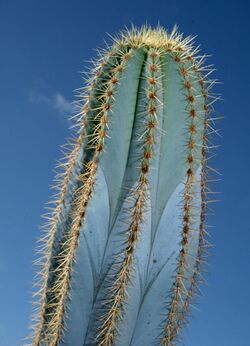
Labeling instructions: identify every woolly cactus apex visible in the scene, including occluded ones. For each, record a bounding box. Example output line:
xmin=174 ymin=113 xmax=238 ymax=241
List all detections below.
xmin=27 ymin=25 xmax=220 ymax=346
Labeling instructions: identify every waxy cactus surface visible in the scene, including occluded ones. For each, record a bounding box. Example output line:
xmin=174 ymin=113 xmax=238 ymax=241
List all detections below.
xmin=28 ymin=25 xmax=219 ymax=346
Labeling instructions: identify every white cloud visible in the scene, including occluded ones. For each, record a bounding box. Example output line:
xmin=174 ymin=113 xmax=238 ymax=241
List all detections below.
xmin=28 ymin=90 xmax=76 ymax=115
xmin=53 ymin=93 xmax=75 ymax=114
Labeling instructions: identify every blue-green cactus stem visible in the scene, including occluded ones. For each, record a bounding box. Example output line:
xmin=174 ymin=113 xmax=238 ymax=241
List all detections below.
xmin=27 ymin=25 xmax=218 ymax=346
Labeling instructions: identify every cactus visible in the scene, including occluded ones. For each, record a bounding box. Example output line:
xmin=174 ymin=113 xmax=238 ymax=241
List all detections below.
xmin=27 ymin=25 xmax=219 ymax=346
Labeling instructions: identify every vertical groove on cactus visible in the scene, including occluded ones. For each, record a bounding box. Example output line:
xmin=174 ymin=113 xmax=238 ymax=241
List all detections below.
xmin=26 ymin=24 xmax=220 ymax=346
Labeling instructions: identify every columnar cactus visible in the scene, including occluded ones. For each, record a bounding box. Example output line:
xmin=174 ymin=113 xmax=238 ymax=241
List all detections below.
xmin=28 ymin=25 xmax=218 ymax=346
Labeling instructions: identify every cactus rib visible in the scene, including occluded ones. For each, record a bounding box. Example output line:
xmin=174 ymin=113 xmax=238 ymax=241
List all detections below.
xmin=96 ymin=49 xmax=162 ymax=346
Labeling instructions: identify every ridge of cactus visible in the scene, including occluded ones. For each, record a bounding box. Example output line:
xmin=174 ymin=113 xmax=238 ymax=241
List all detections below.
xmin=96 ymin=49 xmax=163 ymax=346
xmin=161 ymin=53 xmax=206 ymax=345
xmin=25 ymin=24 xmax=220 ymax=346
xmin=31 ymin=46 xmax=135 ymax=346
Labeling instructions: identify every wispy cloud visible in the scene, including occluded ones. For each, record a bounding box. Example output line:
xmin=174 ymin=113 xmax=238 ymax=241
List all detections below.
xmin=28 ymin=90 xmax=77 ymax=116
xmin=53 ymin=93 xmax=75 ymax=114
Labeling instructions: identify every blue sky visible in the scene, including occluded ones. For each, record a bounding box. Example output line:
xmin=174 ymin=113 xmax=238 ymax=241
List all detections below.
xmin=1 ymin=1 xmax=250 ymax=345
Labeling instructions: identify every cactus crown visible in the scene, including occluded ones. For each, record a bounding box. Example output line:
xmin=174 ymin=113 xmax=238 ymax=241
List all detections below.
xmin=26 ymin=24 xmax=220 ymax=346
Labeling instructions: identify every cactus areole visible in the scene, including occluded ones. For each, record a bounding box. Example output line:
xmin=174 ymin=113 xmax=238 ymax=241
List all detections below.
xmin=28 ymin=25 xmax=219 ymax=346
